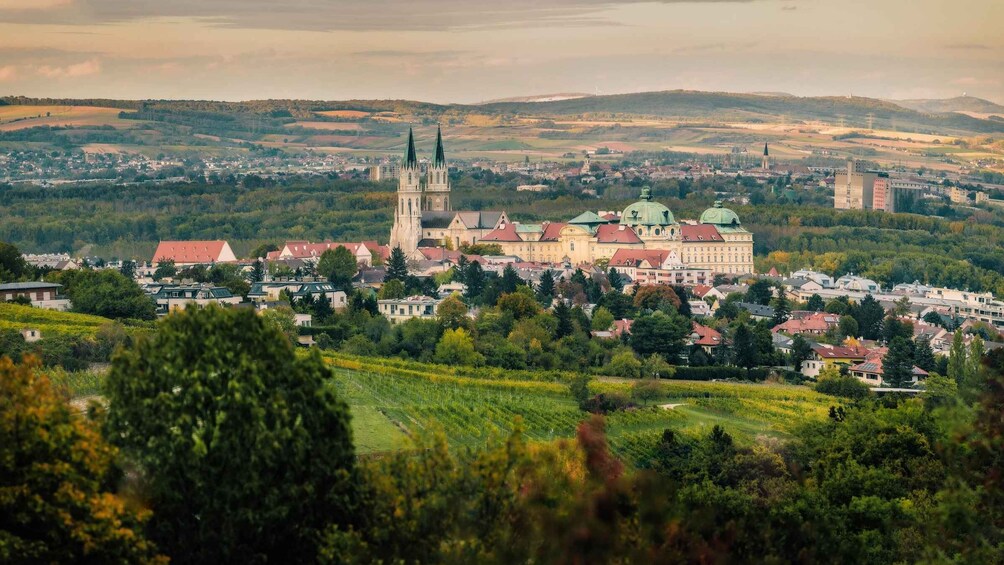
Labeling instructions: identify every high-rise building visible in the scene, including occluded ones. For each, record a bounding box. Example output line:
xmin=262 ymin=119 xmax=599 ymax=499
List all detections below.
xmin=834 ymin=159 xmax=877 ymax=210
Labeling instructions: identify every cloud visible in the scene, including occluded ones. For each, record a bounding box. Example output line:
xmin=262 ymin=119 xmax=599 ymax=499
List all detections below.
xmin=0 ymin=65 xmax=17 ymax=81
xmin=944 ymin=43 xmax=991 ymax=50
xmin=0 ymin=0 xmax=768 ymax=31
xmin=0 ymin=0 xmax=73 ymax=10
xmin=36 ymin=58 xmax=101 ymax=78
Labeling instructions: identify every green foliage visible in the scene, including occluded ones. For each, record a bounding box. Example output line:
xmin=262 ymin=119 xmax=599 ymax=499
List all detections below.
xmin=104 ymin=306 xmax=358 ymax=564
xmin=630 ymin=311 xmax=690 ymax=361
xmin=0 ymin=357 xmax=164 ymax=563
xmin=590 ymin=306 xmax=615 ymax=331
xmin=606 ymin=348 xmax=642 ymax=378
xmin=815 ymin=374 xmax=872 ymax=400
xmin=260 ymin=304 xmax=298 ymax=345
xmin=53 ymin=268 xmax=156 ymax=320
xmin=317 ymin=246 xmax=358 ymax=290
xmin=0 ymin=241 xmax=31 ymax=282
xmin=385 ymin=247 xmax=409 ymax=282
xmin=435 ymin=328 xmax=484 ymax=366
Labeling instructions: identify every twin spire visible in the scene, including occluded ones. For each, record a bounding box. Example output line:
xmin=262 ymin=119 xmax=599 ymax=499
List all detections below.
xmin=404 ymin=125 xmax=446 ymax=168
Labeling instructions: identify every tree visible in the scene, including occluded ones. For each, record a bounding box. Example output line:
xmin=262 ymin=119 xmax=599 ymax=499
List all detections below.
xmin=883 ymin=336 xmax=916 ymax=388
xmin=744 ymin=279 xmax=773 ymax=306
xmin=791 ymin=334 xmax=813 ymax=371
xmin=733 ymin=323 xmax=757 ymax=370
xmin=434 ymin=328 xmax=484 ymax=366
xmin=500 ymin=264 xmax=523 ymax=294
xmin=807 ymin=294 xmax=825 ymax=312
xmin=104 ymin=306 xmax=358 ymax=564
xmin=317 ymin=246 xmax=358 ymax=290
xmin=0 ymin=356 xmax=164 ymax=564
xmin=630 ymin=311 xmax=690 ymax=361
xmin=914 ymin=335 xmax=936 ymax=372
xmin=386 ymin=247 xmax=409 ymax=282
xmin=922 ymin=373 xmax=957 ymax=409
xmin=260 ymin=304 xmax=299 ymax=345
xmin=119 ymin=259 xmax=137 ymax=279
xmin=947 ymin=330 xmax=967 ymax=386
xmin=249 ymin=242 xmax=279 ymax=259
xmin=607 ymin=268 xmax=624 ymax=292
xmin=55 ymin=269 xmax=156 ymax=320
xmin=771 ymin=294 xmax=791 ymax=326
xmin=631 ymin=379 xmax=661 ymax=406
xmin=854 ymin=294 xmax=886 ymax=340
xmin=379 ymin=278 xmax=406 ymax=300
xmin=436 ymin=293 xmax=469 ymax=330
xmin=643 ymin=353 xmax=675 ymax=379
xmin=554 ymin=301 xmax=575 ymax=338
xmin=633 ymin=284 xmax=681 ymax=312
xmin=463 ymin=260 xmax=486 ymax=302
xmin=882 ymin=316 xmax=913 ymax=343
xmin=497 ymin=288 xmax=542 ymax=320
xmin=839 ymin=315 xmax=859 ymax=339
xmin=569 ymin=374 xmax=593 ymax=409
xmin=152 ymin=260 xmax=176 ymax=282
xmin=536 ymin=269 xmax=555 ymax=304
xmin=922 ymin=311 xmax=946 ymax=328
xmin=591 ymin=306 xmax=615 ymax=332
xmin=248 ymin=258 xmax=266 ymax=283
xmin=607 ymin=348 xmax=642 ymax=378
xmin=0 ymin=241 xmax=30 ymax=282
xmin=892 ymin=296 xmax=912 ymax=317
xmin=962 ymin=335 xmax=986 ymax=401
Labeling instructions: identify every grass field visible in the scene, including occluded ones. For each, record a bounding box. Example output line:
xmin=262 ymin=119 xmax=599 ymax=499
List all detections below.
xmin=324 ymin=355 xmax=837 ymax=463
xmin=0 ymin=303 xmax=114 ymax=336
xmin=0 ymin=105 xmax=130 ymax=131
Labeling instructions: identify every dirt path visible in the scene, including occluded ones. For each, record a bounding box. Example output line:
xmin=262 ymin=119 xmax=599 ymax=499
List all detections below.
xmin=660 ymin=403 xmax=686 ymax=410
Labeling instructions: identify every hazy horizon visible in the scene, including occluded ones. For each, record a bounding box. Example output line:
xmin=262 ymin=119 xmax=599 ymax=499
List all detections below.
xmin=1 ymin=0 xmax=1001 ymax=105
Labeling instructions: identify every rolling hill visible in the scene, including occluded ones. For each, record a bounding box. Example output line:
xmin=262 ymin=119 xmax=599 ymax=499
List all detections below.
xmin=891 ymin=95 xmax=1004 ymax=115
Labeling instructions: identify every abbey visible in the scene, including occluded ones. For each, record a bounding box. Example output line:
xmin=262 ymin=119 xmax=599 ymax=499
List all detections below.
xmin=389 ymin=127 xmax=508 ymax=257
xmin=388 ymin=128 xmax=754 ymax=275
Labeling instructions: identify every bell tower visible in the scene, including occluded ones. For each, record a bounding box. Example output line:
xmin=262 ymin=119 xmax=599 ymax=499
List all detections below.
xmin=425 ymin=125 xmax=450 ymax=211
xmin=390 ymin=127 xmax=422 ymax=254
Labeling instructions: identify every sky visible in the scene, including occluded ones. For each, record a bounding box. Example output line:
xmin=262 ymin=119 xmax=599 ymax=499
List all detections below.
xmin=0 ymin=0 xmax=1001 ymax=104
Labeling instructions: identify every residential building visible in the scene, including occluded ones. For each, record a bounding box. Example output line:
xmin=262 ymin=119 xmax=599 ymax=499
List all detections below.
xmin=835 ymin=275 xmax=880 ymax=293
xmin=848 ymin=349 xmax=928 ymax=387
xmin=378 ymin=295 xmax=442 ymax=324
xmin=791 ymin=270 xmax=834 ymax=288
xmin=773 ymin=311 xmax=840 ymax=335
xmin=689 ymin=322 xmax=723 ymax=354
xmin=267 ymin=241 xmax=388 ymax=268
xmin=0 ymin=282 xmax=70 ymax=310
xmin=801 ymin=344 xmax=869 ymax=378
xmin=950 ymin=186 xmax=970 ymax=204
xmin=737 ymin=302 xmax=775 ymax=321
xmin=144 ymin=283 xmax=242 ymax=315
xmin=152 ymin=240 xmax=237 ymax=266
xmin=247 ymin=280 xmax=348 ymax=310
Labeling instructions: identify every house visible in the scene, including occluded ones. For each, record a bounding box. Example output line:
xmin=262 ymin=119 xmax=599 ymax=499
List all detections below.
xmin=0 ymin=282 xmax=70 ymax=311
xmin=592 ymin=319 xmax=633 ymax=339
xmin=834 ymin=275 xmax=880 ymax=293
xmin=20 ymin=328 xmax=41 ymax=343
xmin=781 ymin=278 xmax=823 ymax=299
xmin=689 ymin=300 xmax=712 ymax=317
xmin=737 ymin=302 xmax=775 ymax=321
xmin=848 ymin=349 xmax=928 ymax=387
xmin=609 ymin=248 xmax=712 ymax=287
xmin=690 ymin=284 xmax=725 ymax=302
xmin=689 ymin=322 xmax=723 ymax=354
xmin=247 ymin=280 xmax=347 ymax=310
xmin=801 ymin=344 xmax=870 ymax=378
xmin=378 ymin=295 xmax=442 ymax=324
xmin=145 ymin=283 xmax=242 ymax=315
xmin=791 ymin=270 xmax=834 ymax=288
xmin=267 ymin=241 xmax=389 ymax=267
xmin=153 ymin=240 xmax=237 ymax=266
xmin=773 ymin=312 xmax=840 ymax=336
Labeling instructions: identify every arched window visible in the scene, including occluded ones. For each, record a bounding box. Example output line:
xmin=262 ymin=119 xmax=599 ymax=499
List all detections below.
xmin=408 ymin=199 xmax=412 ymax=215
xmin=654 ymin=228 xmax=661 ymax=236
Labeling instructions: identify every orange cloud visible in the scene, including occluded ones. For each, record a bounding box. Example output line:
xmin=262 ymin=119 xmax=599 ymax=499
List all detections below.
xmin=0 ymin=65 xmax=16 ymax=81
xmin=37 ymin=58 xmax=101 ymax=78
xmin=0 ymin=0 xmax=73 ymax=10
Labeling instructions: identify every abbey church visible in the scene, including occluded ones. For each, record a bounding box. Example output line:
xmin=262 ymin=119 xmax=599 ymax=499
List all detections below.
xmin=389 ymin=128 xmax=754 ymax=274
xmin=389 ymin=127 xmax=508 ymax=256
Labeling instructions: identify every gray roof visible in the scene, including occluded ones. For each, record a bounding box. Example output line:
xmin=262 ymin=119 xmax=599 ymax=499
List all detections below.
xmin=421 ymin=211 xmax=455 ymax=229
xmin=737 ymin=302 xmax=776 ymax=318
xmin=0 ymin=282 xmax=62 ymax=291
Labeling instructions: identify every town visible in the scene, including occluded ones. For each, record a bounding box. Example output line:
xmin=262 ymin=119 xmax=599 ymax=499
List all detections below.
xmin=3 ymin=0 xmax=1004 ymax=561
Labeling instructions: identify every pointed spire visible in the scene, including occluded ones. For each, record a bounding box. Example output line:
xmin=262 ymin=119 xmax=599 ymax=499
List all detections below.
xmin=763 ymin=142 xmax=769 ymax=156
xmin=434 ymin=125 xmax=446 ymax=167
xmin=404 ymin=127 xmax=417 ymax=167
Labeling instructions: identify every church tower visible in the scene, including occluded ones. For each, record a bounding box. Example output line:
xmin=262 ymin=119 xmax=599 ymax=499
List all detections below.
xmin=390 ymin=128 xmax=422 ymax=254
xmin=762 ymin=142 xmax=770 ymax=170
xmin=425 ymin=125 xmax=450 ymax=211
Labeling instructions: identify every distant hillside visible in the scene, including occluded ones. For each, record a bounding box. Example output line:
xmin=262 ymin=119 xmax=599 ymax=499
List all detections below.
xmin=892 ymin=96 xmax=1004 ymax=115
xmin=4 ymin=89 xmax=1004 ymax=135
xmin=478 ymin=90 xmax=1004 ymax=134
xmin=481 ymin=93 xmax=592 ymax=104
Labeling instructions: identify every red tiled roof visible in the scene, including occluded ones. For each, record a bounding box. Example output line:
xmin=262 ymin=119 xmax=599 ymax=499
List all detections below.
xmin=153 ymin=241 xmax=232 ymax=264
xmin=772 ymin=312 xmax=840 ymax=334
xmin=595 ymin=224 xmax=643 ymax=244
xmin=480 ymin=223 xmax=523 ymax=242
xmin=609 ymin=248 xmax=672 ymax=268
xmin=680 ymin=224 xmax=724 ymax=242
xmin=691 ymin=284 xmax=714 ymax=298
xmin=692 ymin=321 xmax=722 ymax=347
xmin=811 ymin=345 xmax=870 ymax=360
xmin=540 ymin=222 xmax=567 ymax=242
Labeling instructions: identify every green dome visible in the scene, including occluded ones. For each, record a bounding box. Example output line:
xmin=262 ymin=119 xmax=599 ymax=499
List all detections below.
xmin=699 ymin=201 xmax=741 ymax=226
xmin=620 ymin=186 xmax=675 ymax=227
